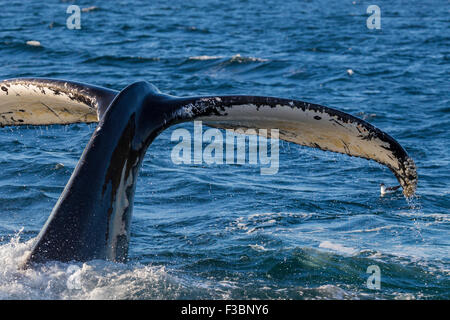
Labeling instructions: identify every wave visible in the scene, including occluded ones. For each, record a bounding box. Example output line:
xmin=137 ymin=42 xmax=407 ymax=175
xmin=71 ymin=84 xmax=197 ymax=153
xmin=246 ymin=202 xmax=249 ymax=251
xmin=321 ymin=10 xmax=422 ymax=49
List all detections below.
xmin=187 ymin=54 xmax=268 ymax=64
xmin=0 ymin=230 xmax=448 ymax=299
xmin=83 ymin=55 xmax=161 ymax=64
xmin=229 ymin=54 xmax=268 ymax=63
xmin=0 ymin=231 xmax=191 ymax=300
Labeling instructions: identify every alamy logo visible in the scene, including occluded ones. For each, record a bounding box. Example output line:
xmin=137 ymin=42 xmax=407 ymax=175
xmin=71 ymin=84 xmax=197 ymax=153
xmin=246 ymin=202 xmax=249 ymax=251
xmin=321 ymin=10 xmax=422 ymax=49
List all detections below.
xmin=170 ymin=121 xmax=279 ymax=175
xmin=66 ymin=5 xmax=81 ymax=30
xmin=366 ymin=5 xmax=381 ymax=30
xmin=366 ymin=265 xmax=381 ymax=290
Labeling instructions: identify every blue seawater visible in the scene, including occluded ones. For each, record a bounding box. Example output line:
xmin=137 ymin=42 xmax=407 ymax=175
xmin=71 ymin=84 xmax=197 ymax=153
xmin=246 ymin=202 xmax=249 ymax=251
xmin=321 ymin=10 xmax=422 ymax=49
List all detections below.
xmin=0 ymin=0 xmax=448 ymax=299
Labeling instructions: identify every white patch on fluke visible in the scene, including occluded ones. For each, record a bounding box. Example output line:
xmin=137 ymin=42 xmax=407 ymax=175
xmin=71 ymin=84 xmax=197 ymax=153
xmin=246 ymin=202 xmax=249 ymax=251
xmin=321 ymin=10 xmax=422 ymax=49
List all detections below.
xmin=197 ymin=102 xmax=398 ymax=171
xmin=0 ymin=80 xmax=99 ymax=126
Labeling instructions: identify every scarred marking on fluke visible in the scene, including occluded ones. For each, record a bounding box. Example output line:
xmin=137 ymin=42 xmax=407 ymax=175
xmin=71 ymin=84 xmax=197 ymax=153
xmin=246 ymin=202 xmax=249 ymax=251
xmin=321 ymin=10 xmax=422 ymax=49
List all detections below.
xmin=0 ymin=78 xmax=118 ymax=126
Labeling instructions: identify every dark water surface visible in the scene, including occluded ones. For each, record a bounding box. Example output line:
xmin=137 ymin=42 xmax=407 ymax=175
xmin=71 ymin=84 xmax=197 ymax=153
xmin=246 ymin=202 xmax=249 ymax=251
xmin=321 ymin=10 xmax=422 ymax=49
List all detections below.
xmin=0 ymin=0 xmax=448 ymax=299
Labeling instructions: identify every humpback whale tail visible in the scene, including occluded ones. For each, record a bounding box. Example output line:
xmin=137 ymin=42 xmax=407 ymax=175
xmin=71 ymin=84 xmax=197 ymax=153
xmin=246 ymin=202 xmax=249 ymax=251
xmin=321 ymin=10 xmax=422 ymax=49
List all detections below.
xmin=0 ymin=78 xmax=417 ymax=266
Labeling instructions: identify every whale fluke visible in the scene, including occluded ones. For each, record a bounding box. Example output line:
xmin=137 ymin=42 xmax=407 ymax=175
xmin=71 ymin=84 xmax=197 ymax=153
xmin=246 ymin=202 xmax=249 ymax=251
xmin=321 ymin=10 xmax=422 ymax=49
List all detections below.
xmin=0 ymin=78 xmax=417 ymax=265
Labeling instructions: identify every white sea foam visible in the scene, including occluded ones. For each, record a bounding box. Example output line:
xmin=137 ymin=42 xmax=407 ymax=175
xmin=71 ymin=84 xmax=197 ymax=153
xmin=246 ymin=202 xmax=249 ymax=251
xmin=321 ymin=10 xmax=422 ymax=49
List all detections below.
xmin=298 ymin=284 xmax=355 ymax=300
xmin=249 ymin=244 xmax=268 ymax=251
xmin=342 ymin=225 xmax=395 ymax=234
xmin=319 ymin=241 xmax=358 ymax=255
xmin=311 ymin=285 xmax=350 ymax=299
xmin=26 ymin=41 xmax=41 ymax=47
xmin=229 ymin=54 xmax=268 ymax=62
xmin=0 ymin=232 xmax=184 ymax=299
xmin=189 ymin=55 xmax=223 ymax=60
xmin=81 ymin=6 xmax=99 ymax=13
xmin=227 ymin=212 xmax=311 ymax=234
xmin=188 ymin=54 xmax=268 ymax=63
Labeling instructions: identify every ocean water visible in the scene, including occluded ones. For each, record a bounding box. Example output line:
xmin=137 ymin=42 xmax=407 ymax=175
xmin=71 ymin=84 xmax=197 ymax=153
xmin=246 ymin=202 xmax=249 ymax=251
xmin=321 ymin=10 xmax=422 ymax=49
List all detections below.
xmin=0 ymin=0 xmax=449 ymax=299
